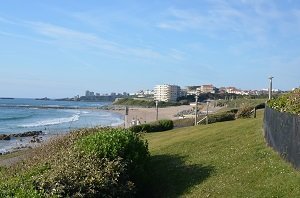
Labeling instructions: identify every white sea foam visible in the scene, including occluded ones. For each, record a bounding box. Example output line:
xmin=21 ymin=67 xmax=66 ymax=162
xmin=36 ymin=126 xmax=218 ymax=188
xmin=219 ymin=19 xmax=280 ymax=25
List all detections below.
xmin=19 ymin=114 xmax=80 ymax=127
xmin=110 ymin=120 xmax=125 ymax=127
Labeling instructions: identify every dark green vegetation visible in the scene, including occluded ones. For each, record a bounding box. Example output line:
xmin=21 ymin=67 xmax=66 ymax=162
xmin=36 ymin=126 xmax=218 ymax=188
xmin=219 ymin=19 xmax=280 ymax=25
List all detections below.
xmin=203 ymin=111 xmax=236 ymax=124
xmin=144 ymin=110 xmax=300 ymax=197
xmin=2 ymin=109 xmax=300 ymax=197
xmin=268 ymin=88 xmax=300 ymax=115
xmin=173 ymin=111 xmax=237 ymax=128
xmin=178 ymin=93 xmax=268 ymax=103
xmin=129 ymin=120 xmax=174 ymax=133
xmin=113 ymin=98 xmax=180 ymax=107
xmin=173 ymin=117 xmax=195 ymax=128
xmin=216 ymin=98 xmax=266 ymax=109
xmin=0 ymin=128 xmax=149 ymax=197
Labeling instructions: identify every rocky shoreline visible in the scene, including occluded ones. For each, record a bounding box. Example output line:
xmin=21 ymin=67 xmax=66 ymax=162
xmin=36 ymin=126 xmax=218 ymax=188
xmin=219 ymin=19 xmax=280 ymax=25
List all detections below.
xmin=0 ymin=131 xmax=43 ymax=140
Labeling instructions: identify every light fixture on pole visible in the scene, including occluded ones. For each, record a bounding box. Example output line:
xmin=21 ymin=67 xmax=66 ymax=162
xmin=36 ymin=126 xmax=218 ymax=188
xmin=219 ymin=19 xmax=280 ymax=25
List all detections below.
xmin=206 ymin=100 xmax=210 ymax=125
xmin=195 ymin=95 xmax=198 ymax=126
xmin=268 ymin=76 xmax=274 ymax=100
xmin=124 ymin=106 xmax=129 ymax=128
xmin=155 ymin=100 xmax=159 ymax=121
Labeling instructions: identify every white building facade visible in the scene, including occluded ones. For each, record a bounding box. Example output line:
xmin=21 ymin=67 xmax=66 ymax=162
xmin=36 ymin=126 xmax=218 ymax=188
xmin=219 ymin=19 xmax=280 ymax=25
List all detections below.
xmin=154 ymin=84 xmax=181 ymax=102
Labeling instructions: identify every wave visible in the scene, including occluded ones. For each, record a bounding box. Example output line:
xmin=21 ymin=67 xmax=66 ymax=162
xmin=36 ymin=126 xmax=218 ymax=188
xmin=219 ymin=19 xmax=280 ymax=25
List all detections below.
xmin=19 ymin=114 xmax=80 ymax=128
xmin=0 ymin=115 xmax=32 ymax=121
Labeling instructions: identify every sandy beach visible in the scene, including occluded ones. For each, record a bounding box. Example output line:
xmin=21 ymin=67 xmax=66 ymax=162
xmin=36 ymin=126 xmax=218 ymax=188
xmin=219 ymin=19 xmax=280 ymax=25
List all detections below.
xmin=111 ymin=105 xmax=193 ymax=126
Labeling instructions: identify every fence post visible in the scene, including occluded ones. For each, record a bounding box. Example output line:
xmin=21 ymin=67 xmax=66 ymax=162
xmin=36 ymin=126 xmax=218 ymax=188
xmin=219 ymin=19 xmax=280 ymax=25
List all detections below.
xmin=254 ymin=107 xmax=256 ymax=118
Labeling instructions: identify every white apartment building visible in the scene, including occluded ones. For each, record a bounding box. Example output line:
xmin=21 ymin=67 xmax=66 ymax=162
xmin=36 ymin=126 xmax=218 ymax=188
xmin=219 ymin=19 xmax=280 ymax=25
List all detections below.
xmin=154 ymin=84 xmax=181 ymax=102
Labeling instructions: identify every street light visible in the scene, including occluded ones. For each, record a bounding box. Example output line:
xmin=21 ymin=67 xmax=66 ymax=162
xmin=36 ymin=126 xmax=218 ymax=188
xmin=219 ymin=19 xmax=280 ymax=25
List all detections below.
xmin=269 ymin=76 xmax=274 ymax=100
xmin=124 ymin=106 xmax=129 ymax=128
xmin=155 ymin=100 xmax=159 ymax=121
xmin=206 ymin=100 xmax=210 ymax=125
xmin=195 ymin=95 xmax=198 ymax=126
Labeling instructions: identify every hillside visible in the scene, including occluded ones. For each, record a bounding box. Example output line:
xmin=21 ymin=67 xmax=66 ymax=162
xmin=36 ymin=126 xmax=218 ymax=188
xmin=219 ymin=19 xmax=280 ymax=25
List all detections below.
xmin=143 ymin=110 xmax=300 ymax=197
xmin=1 ymin=110 xmax=300 ymax=197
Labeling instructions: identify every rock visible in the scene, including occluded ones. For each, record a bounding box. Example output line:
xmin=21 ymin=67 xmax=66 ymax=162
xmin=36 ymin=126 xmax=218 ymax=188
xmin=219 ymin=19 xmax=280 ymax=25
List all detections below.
xmin=0 ymin=134 xmax=11 ymax=140
xmin=13 ymin=131 xmax=43 ymax=138
xmin=0 ymin=131 xmax=43 ymax=140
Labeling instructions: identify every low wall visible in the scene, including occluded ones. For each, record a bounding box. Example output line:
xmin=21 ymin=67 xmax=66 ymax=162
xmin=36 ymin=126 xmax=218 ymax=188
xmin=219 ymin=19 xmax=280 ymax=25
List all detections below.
xmin=264 ymin=106 xmax=300 ymax=168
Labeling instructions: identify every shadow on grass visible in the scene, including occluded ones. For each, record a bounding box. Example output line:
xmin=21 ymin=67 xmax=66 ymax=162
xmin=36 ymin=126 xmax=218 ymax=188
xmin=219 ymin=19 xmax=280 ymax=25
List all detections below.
xmin=140 ymin=154 xmax=215 ymax=198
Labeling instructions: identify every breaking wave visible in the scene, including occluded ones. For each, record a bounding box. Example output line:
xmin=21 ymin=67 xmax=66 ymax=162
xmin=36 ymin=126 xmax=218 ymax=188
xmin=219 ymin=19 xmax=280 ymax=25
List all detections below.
xmin=19 ymin=114 xmax=80 ymax=127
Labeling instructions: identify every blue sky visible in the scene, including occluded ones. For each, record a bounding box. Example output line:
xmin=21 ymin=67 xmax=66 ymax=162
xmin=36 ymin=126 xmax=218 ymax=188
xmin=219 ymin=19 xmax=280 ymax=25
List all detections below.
xmin=0 ymin=0 xmax=299 ymax=98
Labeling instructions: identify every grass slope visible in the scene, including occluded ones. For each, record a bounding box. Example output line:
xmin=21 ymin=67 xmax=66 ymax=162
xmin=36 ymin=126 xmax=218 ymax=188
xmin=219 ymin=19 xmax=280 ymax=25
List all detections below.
xmin=144 ymin=110 xmax=300 ymax=197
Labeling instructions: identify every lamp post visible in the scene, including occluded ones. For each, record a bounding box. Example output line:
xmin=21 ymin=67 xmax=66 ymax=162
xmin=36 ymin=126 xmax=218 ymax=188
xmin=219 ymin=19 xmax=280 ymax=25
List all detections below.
xmin=195 ymin=95 xmax=198 ymax=126
xmin=269 ymin=76 xmax=274 ymax=100
xmin=206 ymin=100 xmax=209 ymax=125
xmin=155 ymin=100 xmax=159 ymax=121
xmin=124 ymin=106 xmax=129 ymax=128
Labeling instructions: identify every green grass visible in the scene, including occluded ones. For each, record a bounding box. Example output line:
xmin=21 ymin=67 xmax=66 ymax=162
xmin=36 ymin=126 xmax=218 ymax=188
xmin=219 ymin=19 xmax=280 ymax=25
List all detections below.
xmin=143 ymin=110 xmax=300 ymax=197
xmin=1 ymin=110 xmax=300 ymax=197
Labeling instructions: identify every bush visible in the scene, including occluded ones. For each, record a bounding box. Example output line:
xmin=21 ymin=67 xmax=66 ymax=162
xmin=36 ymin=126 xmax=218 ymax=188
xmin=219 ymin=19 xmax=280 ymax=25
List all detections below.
xmin=255 ymin=103 xmax=265 ymax=109
xmin=77 ymin=129 xmax=149 ymax=166
xmin=4 ymin=128 xmax=150 ymax=198
xmin=173 ymin=118 xmax=195 ymax=128
xmin=228 ymin=108 xmax=238 ymax=114
xmin=236 ymin=105 xmax=255 ymax=118
xmin=208 ymin=112 xmax=236 ymax=123
xmin=78 ymin=129 xmax=149 ymax=192
xmin=199 ymin=112 xmax=236 ymax=125
xmin=268 ymin=88 xmax=300 ymax=115
xmin=158 ymin=120 xmax=174 ymax=131
xmin=129 ymin=120 xmax=174 ymax=133
xmin=129 ymin=124 xmax=150 ymax=133
xmin=35 ymin=153 xmax=134 ymax=197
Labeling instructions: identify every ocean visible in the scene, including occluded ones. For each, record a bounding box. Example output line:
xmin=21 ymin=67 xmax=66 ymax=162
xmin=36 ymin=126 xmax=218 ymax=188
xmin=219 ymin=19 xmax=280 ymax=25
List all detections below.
xmin=0 ymin=98 xmax=124 ymax=153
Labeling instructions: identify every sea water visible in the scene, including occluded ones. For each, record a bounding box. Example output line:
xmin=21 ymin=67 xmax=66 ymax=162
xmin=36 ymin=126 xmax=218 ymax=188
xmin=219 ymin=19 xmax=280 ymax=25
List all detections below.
xmin=0 ymin=98 xmax=124 ymax=153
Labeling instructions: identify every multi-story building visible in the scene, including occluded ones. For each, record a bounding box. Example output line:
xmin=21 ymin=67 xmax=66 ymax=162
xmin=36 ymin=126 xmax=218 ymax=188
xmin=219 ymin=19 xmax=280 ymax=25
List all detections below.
xmin=154 ymin=84 xmax=181 ymax=102
xmin=200 ymin=84 xmax=216 ymax=93
xmin=85 ymin=90 xmax=95 ymax=97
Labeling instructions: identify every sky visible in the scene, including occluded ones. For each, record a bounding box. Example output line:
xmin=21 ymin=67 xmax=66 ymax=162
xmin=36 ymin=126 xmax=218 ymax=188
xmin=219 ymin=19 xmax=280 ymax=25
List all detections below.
xmin=0 ymin=0 xmax=299 ymax=98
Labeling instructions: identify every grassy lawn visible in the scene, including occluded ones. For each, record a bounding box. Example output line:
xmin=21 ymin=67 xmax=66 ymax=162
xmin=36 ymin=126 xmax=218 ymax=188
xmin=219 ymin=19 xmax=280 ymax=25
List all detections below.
xmin=144 ymin=110 xmax=300 ymax=197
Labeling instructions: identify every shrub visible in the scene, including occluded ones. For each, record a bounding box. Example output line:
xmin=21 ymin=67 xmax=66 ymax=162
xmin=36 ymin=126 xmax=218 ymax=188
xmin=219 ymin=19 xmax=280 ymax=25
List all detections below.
xmin=129 ymin=124 xmax=150 ymax=133
xmin=199 ymin=112 xmax=236 ymax=125
xmin=76 ymin=129 xmax=150 ymax=192
xmin=236 ymin=105 xmax=255 ymax=118
xmin=129 ymin=120 xmax=174 ymax=133
xmin=173 ymin=118 xmax=195 ymax=128
xmin=255 ymin=103 xmax=265 ymax=109
xmin=268 ymin=88 xmax=300 ymax=115
xmin=76 ymin=129 xmax=149 ymax=166
xmin=208 ymin=112 xmax=236 ymax=123
xmin=2 ymin=128 xmax=150 ymax=198
xmin=228 ymin=108 xmax=238 ymax=114
xmin=35 ymin=153 xmax=134 ymax=197
xmin=158 ymin=120 xmax=174 ymax=131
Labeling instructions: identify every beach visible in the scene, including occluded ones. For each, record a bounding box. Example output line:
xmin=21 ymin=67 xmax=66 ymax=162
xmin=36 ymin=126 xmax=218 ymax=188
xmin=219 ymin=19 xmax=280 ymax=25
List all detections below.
xmin=112 ymin=105 xmax=193 ymax=126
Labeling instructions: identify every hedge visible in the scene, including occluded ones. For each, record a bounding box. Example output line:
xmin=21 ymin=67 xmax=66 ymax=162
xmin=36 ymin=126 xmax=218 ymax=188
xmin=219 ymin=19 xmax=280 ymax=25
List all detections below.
xmin=129 ymin=120 xmax=174 ymax=133
xmin=199 ymin=112 xmax=236 ymax=125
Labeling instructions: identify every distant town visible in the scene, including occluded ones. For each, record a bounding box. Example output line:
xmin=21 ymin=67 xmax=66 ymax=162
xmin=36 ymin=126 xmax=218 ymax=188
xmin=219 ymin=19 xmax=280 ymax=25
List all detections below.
xmin=57 ymin=84 xmax=286 ymax=103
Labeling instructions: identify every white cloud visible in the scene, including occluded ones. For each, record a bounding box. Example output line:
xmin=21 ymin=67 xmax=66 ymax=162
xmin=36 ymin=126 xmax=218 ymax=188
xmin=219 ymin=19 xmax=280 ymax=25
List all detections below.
xmin=156 ymin=0 xmax=300 ymax=53
xmin=27 ymin=21 xmax=164 ymax=60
